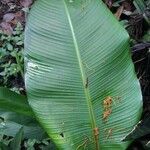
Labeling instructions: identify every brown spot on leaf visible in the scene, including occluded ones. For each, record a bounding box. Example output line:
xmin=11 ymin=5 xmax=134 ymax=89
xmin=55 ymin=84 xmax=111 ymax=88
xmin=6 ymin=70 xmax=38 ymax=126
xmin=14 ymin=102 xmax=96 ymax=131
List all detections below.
xmin=103 ymin=109 xmax=112 ymax=121
xmin=104 ymin=128 xmax=113 ymax=139
xmin=103 ymin=96 xmax=113 ymax=109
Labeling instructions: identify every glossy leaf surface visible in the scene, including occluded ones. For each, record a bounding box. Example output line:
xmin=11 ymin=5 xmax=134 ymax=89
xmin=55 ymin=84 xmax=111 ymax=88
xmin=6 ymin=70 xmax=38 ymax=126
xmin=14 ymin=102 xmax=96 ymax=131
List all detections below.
xmin=25 ymin=0 xmax=142 ymax=149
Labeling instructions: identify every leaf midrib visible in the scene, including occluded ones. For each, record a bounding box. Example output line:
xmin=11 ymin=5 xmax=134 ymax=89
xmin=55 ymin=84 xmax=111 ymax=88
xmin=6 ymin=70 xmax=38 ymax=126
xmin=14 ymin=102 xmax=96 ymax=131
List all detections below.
xmin=62 ymin=0 xmax=99 ymax=149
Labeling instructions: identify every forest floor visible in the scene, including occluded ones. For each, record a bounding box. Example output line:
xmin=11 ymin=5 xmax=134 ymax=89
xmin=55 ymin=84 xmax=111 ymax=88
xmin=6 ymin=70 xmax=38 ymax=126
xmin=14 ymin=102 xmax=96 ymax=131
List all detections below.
xmin=0 ymin=0 xmax=150 ymax=149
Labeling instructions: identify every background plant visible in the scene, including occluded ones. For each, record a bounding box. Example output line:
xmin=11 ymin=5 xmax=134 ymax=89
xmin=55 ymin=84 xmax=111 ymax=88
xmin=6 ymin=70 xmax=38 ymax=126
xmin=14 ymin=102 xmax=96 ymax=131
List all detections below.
xmin=0 ymin=23 xmax=24 ymax=91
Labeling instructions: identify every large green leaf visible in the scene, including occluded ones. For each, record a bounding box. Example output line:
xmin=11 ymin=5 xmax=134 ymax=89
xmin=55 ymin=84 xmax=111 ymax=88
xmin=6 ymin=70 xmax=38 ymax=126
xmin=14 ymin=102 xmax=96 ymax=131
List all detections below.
xmin=0 ymin=87 xmax=33 ymax=117
xmin=0 ymin=88 xmax=46 ymax=140
xmin=24 ymin=0 xmax=143 ymax=149
xmin=0 ymin=111 xmax=47 ymax=140
xmin=10 ymin=127 xmax=24 ymax=150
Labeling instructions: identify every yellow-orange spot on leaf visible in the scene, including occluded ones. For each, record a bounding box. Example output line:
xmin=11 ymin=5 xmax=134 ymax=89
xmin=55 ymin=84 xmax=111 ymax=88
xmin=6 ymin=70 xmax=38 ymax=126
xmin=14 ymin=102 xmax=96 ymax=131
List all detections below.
xmin=105 ymin=128 xmax=113 ymax=139
xmin=103 ymin=96 xmax=113 ymax=109
xmin=103 ymin=109 xmax=112 ymax=120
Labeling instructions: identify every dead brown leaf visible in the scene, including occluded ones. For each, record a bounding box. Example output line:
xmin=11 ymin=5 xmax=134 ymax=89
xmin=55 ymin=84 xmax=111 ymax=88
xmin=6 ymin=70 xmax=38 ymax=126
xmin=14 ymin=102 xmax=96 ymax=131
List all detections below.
xmin=115 ymin=6 xmax=124 ymax=20
xmin=3 ymin=13 xmax=15 ymax=22
xmin=0 ymin=22 xmax=13 ymax=35
xmin=105 ymin=0 xmax=113 ymax=8
xmin=20 ymin=0 xmax=33 ymax=8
